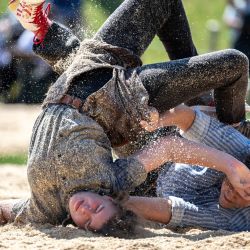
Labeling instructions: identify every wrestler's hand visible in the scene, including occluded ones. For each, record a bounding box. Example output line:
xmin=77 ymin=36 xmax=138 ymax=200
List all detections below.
xmin=140 ymin=107 xmax=160 ymax=132
xmin=0 ymin=199 xmax=18 ymax=225
xmin=226 ymin=161 xmax=250 ymax=200
xmin=141 ymin=104 xmax=196 ymax=132
xmin=159 ymin=104 xmax=196 ymax=131
xmin=219 ymin=178 xmax=250 ymax=209
xmin=0 ymin=207 xmax=7 ymax=225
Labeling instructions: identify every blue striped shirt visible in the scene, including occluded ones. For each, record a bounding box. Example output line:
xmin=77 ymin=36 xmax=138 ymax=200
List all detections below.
xmin=157 ymin=109 xmax=250 ymax=231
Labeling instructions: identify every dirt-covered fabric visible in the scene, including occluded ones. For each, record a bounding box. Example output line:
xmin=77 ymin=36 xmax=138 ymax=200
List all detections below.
xmin=12 ymin=104 xmax=147 ymax=225
xmin=42 ymin=39 xmax=152 ymax=146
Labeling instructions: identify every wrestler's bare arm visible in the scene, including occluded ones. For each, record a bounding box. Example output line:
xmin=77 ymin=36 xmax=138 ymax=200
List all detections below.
xmin=139 ymin=104 xmax=250 ymax=200
xmin=124 ymin=196 xmax=172 ymax=224
xmin=134 ymin=134 xmax=242 ymax=175
xmin=140 ymin=104 xmax=195 ymax=133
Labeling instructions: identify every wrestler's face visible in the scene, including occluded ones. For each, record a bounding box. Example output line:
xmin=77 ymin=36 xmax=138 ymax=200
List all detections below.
xmin=219 ymin=178 xmax=250 ymax=209
xmin=69 ymin=191 xmax=119 ymax=231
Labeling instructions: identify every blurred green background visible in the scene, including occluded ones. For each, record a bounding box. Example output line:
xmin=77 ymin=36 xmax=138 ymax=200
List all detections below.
xmin=1 ymin=0 xmax=229 ymax=64
xmin=86 ymin=0 xmax=229 ymax=63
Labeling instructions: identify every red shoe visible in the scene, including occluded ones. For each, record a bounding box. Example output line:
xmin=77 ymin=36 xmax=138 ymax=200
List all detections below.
xmin=8 ymin=0 xmax=51 ymax=44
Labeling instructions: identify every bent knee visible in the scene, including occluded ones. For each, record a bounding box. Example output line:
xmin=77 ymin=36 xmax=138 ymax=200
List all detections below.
xmin=225 ymin=49 xmax=249 ymax=71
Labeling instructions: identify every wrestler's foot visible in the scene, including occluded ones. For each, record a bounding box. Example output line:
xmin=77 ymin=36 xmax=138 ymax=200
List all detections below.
xmin=8 ymin=0 xmax=51 ymax=44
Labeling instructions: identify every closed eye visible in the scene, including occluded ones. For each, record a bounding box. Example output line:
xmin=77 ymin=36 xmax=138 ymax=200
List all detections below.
xmin=95 ymin=205 xmax=104 ymax=213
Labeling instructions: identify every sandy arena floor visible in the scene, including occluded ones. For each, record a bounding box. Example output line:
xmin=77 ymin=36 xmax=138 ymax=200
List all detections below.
xmin=0 ymin=104 xmax=249 ymax=249
xmin=0 ymin=104 xmax=40 ymax=155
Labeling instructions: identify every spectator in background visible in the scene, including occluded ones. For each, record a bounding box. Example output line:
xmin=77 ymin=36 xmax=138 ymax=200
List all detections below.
xmin=0 ymin=12 xmax=22 ymax=97
xmin=223 ymin=0 xmax=248 ymax=44
xmin=50 ymin=0 xmax=84 ymax=35
xmin=96 ymin=0 xmax=122 ymax=15
xmin=223 ymin=0 xmax=250 ymax=71
xmin=13 ymin=29 xmax=58 ymax=103
xmin=0 ymin=11 xmax=58 ymax=103
xmin=0 ymin=0 xmax=94 ymax=103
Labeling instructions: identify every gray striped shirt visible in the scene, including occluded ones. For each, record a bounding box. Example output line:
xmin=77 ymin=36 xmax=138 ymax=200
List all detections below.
xmin=157 ymin=109 xmax=250 ymax=231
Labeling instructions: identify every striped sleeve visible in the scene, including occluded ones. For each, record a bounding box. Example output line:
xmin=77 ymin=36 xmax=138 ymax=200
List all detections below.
xmin=167 ymin=196 xmax=231 ymax=230
xmin=182 ymin=108 xmax=250 ymax=163
xmin=167 ymin=196 xmax=250 ymax=231
xmin=157 ymin=163 xmax=224 ymax=202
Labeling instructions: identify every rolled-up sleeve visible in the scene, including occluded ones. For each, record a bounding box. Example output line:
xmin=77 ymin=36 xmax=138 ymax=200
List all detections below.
xmin=182 ymin=108 xmax=250 ymax=162
xmin=181 ymin=108 xmax=211 ymax=142
xmin=167 ymin=196 xmax=231 ymax=230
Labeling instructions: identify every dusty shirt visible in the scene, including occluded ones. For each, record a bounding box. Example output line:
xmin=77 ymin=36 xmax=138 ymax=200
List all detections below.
xmin=13 ymin=34 xmax=152 ymax=224
xmin=12 ymin=104 xmax=147 ymax=225
xmin=42 ymin=39 xmax=151 ymax=146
